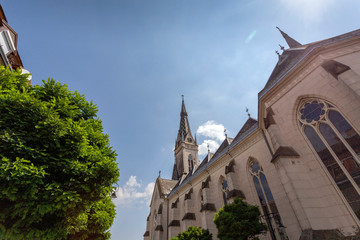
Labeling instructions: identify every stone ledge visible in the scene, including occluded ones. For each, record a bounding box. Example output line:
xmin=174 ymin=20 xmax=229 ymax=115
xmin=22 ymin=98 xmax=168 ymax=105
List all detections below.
xmin=200 ymin=203 xmax=216 ymax=212
xmin=168 ymin=220 xmax=180 ymax=227
xmin=225 ymin=160 xmax=235 ymax=174
xmin=143 ymin=231 xmax=149 ymax=237
xmin=227 ymin=189 xmax=245 ymax=199
xmin=182 ymin=212 xmax=196 ymax=221
xmin=155 ymin=225 xmax=163 ymax=231
xmin=271 ymin=146 xmax=299 ymax=163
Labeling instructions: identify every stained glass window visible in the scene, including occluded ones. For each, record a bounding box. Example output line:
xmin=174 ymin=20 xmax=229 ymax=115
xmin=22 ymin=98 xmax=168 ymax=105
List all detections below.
xmin=221 ymin=179 xmax=228 ymax=205
xmin=299 ymin=99 xmax=360 ymax=219
xmin=249 ymin=161 xmax=284 ymax=240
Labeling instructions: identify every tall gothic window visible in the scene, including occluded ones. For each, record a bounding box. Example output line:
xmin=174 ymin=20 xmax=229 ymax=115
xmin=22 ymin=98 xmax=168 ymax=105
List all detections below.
xmin=249 ymin=161 xmax=285 ymax=240
xmin=298 ymin=99 xmax=360 ymax=219
xmin=188 ymin=155 xmax=194 ymax=171
xmin=221 ymin=179 xmax=228 ymax=205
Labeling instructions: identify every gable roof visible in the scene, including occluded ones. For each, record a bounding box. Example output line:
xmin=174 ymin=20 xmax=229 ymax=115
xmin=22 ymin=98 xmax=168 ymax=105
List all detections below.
xmin=259 ymin=28 xmax=360 ymax=98
xmin=157 ymin=177 xmax=177 ymax=196
xmin=211 ymin=137 xmax=233 ymax=160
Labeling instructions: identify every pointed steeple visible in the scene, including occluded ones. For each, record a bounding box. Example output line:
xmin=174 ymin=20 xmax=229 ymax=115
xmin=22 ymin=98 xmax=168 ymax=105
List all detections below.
xmin=172 ymin=96 xmax=199 ymax=180
xmin=276 ymin=27 xmax=301 ymax=48
xmin=176 ymin=95 xmax=194 ymax=147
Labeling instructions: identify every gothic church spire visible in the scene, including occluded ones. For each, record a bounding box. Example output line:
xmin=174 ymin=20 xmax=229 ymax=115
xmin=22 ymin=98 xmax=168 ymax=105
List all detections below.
xmin=172 ymin=96 xmax=199 ymax=180
xmin=176 ymin=95 xmax=194 ymax=147
xmin=276 ymin=27 xmax=301 ymax=48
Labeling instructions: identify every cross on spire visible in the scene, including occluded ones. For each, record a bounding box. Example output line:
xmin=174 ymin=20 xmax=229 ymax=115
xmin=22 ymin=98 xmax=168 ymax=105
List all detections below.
xmin=246 ymin=107 xmax=251 ymax=118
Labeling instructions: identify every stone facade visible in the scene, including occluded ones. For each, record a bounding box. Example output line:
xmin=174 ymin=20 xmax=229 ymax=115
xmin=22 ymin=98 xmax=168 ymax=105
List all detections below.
xmin=145 ymin=29 xmax=360 ymax=240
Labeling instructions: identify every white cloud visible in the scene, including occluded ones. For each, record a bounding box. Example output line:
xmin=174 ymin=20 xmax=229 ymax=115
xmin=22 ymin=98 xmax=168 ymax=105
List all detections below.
xmin=126 ymin=175 xmax=141 ymax=187
xmin=198 ymin=139 xmax=220 ymax=156
xmin=113 ymin=176 xmax=155 ymax=206
xmin=196 ymin=120 xmax=225 ymax=141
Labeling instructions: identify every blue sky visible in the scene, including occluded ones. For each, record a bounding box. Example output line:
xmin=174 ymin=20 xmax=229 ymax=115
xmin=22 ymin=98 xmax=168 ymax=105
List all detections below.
xmin=2 ymin=0 xmax=360 ymax=239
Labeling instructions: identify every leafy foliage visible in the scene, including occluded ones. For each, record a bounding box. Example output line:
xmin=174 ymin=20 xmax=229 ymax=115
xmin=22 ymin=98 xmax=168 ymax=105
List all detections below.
xmin=213 ymin=198 xmax=266 ymax=240
xmin=0 ymin=67 xmax=119 ymax=240
xmin=171 ymin=226 xmax=212 ymax=240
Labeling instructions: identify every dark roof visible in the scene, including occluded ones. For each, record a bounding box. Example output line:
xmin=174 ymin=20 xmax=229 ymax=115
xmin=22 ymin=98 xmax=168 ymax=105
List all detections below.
xmin=259 ymin=29 xmax=360 ymax=98
xmin=157 ymin=178 xmax=177 ymax=196
xmin=0 ymin=5 xmax=8 ymax=23
xmin=195 ymin=153 xmax=213 ymax=172
xmin=211 ymin=137 xmax=233 ymax=160
xmin=232 ymin=117 xmax=258 ymax=143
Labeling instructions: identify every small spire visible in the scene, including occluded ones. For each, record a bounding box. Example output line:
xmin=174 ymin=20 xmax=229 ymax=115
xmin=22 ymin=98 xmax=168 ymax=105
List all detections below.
xmin=224 ymin=128 xmax=227 ymax=138
xmin=207 ymin=143 xmax=210 ymax=154
xmin=158 ymin=170 xmax=161 ymax=178
xmin=246 ymin=107 xmax=251 ymax=118
xmin=276 ymin=27 xmax=301 ymax=48
xmin=279 ymin=44 xmax=285 ymax=51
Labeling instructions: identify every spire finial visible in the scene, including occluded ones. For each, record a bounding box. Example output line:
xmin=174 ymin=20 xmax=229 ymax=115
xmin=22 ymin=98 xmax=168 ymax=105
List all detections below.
xmin=279 ymin=44 xmax=285 ymax=51
xmin=158 ymin=170 xmax=161 ymax=177
xmin=224 ymin=128 xmax=227 ymax=138
xmin=246 ymin=107 xmax=251 ymax=118
xmin=207 ymin=143 xmax=210 ymax=154
xmin=276 ymin=26 xmax=301 ymax=48
xmin=181 ymin=94 xmax=184 ymax=102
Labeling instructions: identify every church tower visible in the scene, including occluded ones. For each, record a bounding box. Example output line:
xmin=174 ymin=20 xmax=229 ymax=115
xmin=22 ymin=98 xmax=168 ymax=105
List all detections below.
xmin=172 ymin=96 xmax=199 ymax=180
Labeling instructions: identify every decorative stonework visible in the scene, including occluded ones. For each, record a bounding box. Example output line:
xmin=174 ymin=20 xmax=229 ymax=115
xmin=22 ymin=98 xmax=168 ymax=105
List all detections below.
xmin=182 ymin=213 xmax=196 ymax=221
xmin=201 ymin=176 xmax=211 ymax=189
xmin=171 ymin=198 xmax=179 ymax=209
xmin=168 ymin=220 xmax=180 ymax=227
xmin=200 ymin=203 xmax=216 ymax=212
xmin=226 ymin=189 xmax=245 ymax=199
xmin=184 ymin=189 xmax=193 ymax=200
xmin=264 ymin=107 xmax=276 ymax=129
xmin=225 ymin=160 xmax=235 ymax=174
xmin=158 ymin=204 xmax=162 ymax=214
xmin=322 ymin=60 xmax=350 ymax=79
xmin=271 ymin=146 xmax=300 ymax=163
xmin=155 ymin=225 xmax=163 ymax=231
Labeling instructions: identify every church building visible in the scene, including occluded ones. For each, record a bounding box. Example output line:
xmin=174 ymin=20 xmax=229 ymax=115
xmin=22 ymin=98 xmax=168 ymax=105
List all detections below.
xmin=144 ymin=28 xmax=360 ymax=240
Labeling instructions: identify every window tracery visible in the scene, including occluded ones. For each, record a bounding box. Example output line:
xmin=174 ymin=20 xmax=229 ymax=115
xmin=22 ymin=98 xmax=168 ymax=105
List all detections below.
xmin=188 ymin=155 xmax=194 ymax=171
xmin=221 ymin=179 xmax=228 ymax=205
xmin=249 ymin=160 xmax=285 ymax=240
xmin=298 ymin=98 xmax=360 ymax=220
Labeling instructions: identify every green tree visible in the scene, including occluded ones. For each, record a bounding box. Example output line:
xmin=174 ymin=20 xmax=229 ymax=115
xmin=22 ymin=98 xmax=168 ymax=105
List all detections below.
xmin=171 ymin=226 xmax=212 ymax=240
xmin=0 ymin=67 xmax=120 ymax=240
xmin=213 ymin=198 xmax=266 ymax=240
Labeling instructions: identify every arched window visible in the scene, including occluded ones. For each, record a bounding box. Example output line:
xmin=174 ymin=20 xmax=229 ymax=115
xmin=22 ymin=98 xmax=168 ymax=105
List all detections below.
xmin=249 ymin=160 xmax=285 ymax=240
xmin=298 ymin=99 xmax=360 ymax=220
xmin=221 ymin=178 xmax=228 ymax=205
xmin=188 ymin=155 xmax=193 ymax=171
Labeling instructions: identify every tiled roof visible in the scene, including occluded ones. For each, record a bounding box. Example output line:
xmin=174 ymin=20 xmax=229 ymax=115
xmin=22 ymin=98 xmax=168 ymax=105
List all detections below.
xmin=158 ymin=178 xmax=178 ymax=196
xmin=211 ymin=137 xmax=233 ymax=161
xmin=259 ymin=29 xmax=360 ymax=98
xmin=232 ymin=117 xmax=258 ymax=144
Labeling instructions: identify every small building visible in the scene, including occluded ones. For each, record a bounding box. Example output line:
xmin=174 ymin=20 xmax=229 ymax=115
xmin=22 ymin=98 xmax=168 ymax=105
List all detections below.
xmin=145 ymin=28 xmax=360 ymax=240
xmin=0 ymin=4 xmax=29 ymax=78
